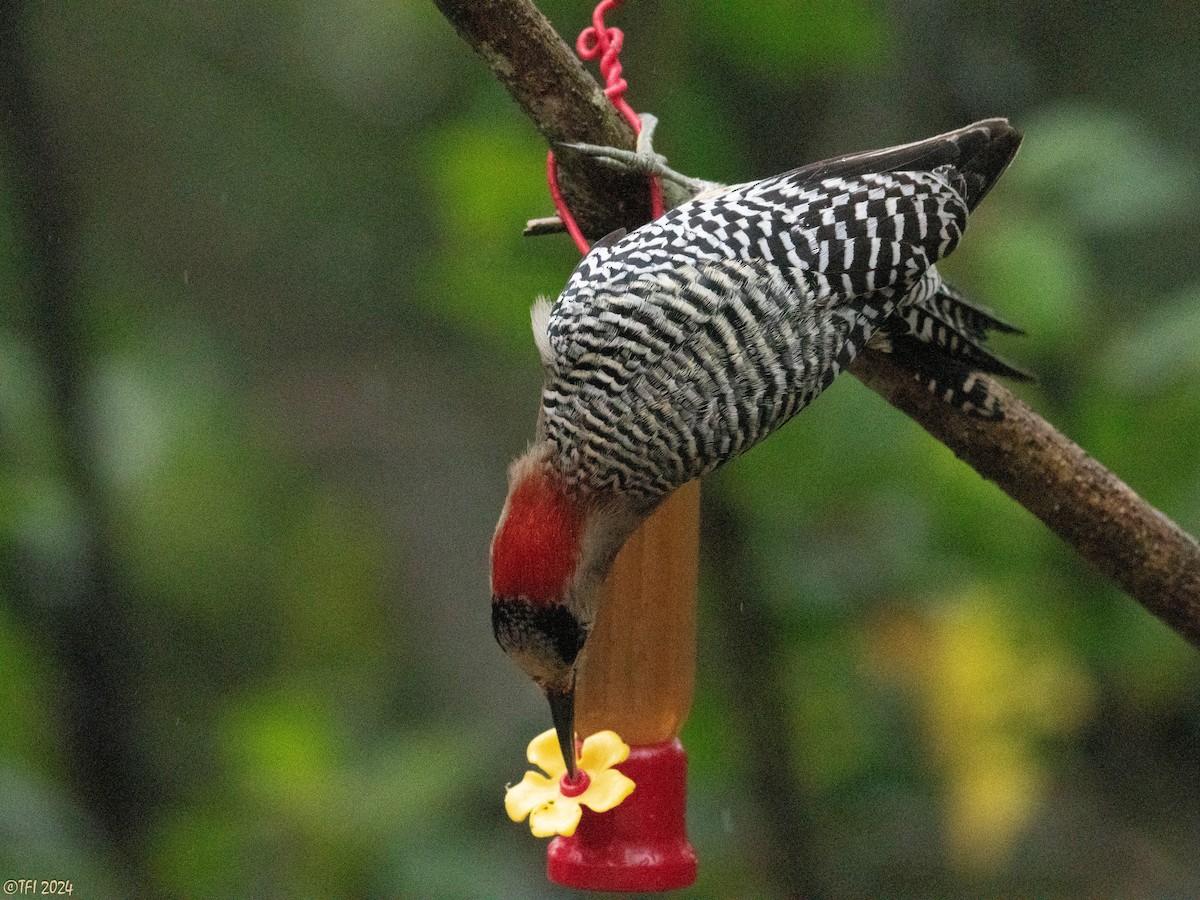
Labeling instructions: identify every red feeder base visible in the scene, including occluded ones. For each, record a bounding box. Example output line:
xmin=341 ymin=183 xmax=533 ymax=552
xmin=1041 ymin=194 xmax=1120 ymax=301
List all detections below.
xmin=547 ymin=738 xmax=697 ymax=893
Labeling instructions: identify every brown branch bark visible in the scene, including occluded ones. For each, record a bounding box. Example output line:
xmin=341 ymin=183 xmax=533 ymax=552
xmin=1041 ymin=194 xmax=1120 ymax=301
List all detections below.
xmin=432 ymin=0 xmax=653 ymax=239
xmin=432 ymin=0 xmax=1200 ymax=648
xmin=851 ymin=351 xmax=1200 ymax=641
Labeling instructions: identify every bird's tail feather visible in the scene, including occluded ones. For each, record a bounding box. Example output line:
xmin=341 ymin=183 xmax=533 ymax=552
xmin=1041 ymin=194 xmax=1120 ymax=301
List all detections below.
xmin=877 ymin=283 xmax=1030 ymax=419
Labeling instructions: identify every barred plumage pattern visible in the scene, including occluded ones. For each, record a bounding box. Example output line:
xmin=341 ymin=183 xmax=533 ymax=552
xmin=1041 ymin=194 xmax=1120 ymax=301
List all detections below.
xmin=537 ymin=122 xmax=1022 ymax=502
xmin=883 ymin=280 xmax=1028 ymax=416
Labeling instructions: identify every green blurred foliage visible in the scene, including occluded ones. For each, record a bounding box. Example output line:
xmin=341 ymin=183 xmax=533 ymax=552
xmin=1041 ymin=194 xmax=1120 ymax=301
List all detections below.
xmin=1 ymin=1 xmax=1199 ymax=896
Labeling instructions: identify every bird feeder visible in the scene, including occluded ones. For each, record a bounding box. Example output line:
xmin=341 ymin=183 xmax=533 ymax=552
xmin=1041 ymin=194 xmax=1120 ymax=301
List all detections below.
xmin=548 ymin=480 xmax=700 ymax=891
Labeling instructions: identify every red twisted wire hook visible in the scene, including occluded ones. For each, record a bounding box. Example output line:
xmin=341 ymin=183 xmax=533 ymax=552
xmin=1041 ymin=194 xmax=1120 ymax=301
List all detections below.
xmin=578 ymin=0 xmax=639 ymax=131
xmin=547 ymin=0 xmax=665 ymax=254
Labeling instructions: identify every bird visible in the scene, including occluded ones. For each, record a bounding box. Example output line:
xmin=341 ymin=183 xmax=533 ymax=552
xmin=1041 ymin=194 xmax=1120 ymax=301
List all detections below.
xmin=491 ymin=119 xmax=1026 ymax=775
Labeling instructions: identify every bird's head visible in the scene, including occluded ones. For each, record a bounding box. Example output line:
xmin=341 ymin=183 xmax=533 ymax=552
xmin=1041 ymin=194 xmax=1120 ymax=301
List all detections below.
xmin=490 ymin=441 xmax=640 ymax=776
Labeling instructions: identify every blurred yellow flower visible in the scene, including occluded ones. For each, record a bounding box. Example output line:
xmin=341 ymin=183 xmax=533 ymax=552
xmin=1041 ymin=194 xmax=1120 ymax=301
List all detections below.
xmin=868 ymin=591 xmax=1096 ymax=872
xmin=505 ymin=728 xmax=636 ymax=838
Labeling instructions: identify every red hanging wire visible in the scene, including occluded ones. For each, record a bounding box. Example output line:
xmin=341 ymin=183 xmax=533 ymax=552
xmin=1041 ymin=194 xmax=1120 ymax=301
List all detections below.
xmin=578 ymin=0 xmax=640 ymax=132
xmin=547 ymin=0 xmax=665 ymax=255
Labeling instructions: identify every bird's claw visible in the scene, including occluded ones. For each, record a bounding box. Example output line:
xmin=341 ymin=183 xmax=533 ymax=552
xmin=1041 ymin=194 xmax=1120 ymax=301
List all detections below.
xmin=634 ymin=111 xmax=661 ymax=158
xmin=558 ymin=113 xmax=722 ymax=209
xmin=557 ymin=142 xmax=670 ymax=177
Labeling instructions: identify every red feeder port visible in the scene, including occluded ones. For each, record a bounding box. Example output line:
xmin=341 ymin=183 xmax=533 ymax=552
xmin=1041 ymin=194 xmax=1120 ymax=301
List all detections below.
xmin=547 ymin=738 xmax=696 ymax=892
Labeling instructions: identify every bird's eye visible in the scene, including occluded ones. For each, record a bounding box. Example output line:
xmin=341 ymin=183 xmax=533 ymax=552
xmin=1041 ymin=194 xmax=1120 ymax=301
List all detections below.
xmin=492 ymin=598 xmax=587 ymax=666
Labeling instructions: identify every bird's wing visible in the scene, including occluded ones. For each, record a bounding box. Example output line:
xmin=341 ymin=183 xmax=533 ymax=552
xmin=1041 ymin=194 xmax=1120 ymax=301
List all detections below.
xmin=777 ymin=118 xmax=1020 ymax=211
xmin=539 ymin=150 xmax=988 ymax=498
xmin=549 ymin=161 xmax=973 ymax=367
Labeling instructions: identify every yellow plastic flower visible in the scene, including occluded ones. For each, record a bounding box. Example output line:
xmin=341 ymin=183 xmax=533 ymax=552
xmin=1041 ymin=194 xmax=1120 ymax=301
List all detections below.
xmin=505 ymin=728 xmax=636 ymax=837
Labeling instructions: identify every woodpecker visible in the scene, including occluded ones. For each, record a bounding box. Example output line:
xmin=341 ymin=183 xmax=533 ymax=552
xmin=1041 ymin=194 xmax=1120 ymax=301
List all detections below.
xmin=491 ymin=119 xmax=1026 ymax=774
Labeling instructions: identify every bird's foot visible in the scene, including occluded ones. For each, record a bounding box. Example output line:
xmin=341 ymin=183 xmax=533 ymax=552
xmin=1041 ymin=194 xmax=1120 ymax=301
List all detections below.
xmin=560 ymin=114 xmax=723 ymax=208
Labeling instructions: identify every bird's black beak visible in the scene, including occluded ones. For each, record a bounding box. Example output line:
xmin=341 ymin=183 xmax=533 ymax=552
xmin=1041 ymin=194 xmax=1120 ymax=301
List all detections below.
xmin=546 ymin=682 xmax=578 ymax=779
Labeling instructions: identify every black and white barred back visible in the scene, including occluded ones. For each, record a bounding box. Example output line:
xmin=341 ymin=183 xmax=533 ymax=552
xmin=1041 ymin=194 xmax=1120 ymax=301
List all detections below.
xmin=537 ymin=120 xmax=1025 ymax=502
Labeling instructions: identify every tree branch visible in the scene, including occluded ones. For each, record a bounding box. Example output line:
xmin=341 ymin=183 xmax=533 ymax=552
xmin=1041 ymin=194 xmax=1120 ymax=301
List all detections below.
xmin=850 ymin=351 xmax=1200 ymax=641
xmin=432 ymin=0 xmax=653 ymax=239
xmin=432 ymin=0 xmax=1200 ymax=647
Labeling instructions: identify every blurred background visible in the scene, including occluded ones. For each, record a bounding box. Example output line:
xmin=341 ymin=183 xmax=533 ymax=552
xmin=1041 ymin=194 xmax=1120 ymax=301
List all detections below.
xmin=2 ymin=1 xmax=1199 ymax=896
